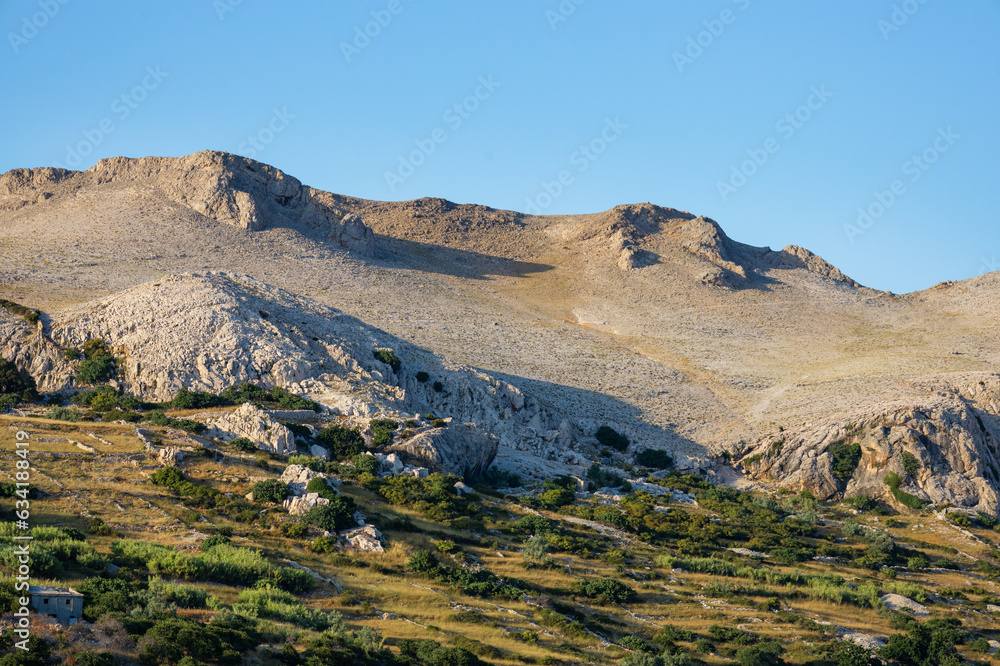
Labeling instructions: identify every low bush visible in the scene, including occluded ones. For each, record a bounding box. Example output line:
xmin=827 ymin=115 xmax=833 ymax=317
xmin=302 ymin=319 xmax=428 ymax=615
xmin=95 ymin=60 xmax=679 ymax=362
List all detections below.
xmin=354 ymin=453 xmax=380 ymax=475
xmin=46 ymin=405 xmax=78 ymax=421
xmin=229 ymin=437 xmax=257 ymax=452
xmin=830 ymin=442 xmax=862 ymax=481
xmin=635 ymin=449 xmax=674 ymax=469
xmin=315 ymin=424 xmax=365 ymax=460
xmin=901 ymin=451 xmax=921 ymax=478
xmin=147 ymin=410 xmax=206 ymax=433
xmin=370 ymin=418 xmax=397 ymax=447
xmin=302 ymin=496 xmax=358 ymax=531
xmin=596 ymin=425 xmax=629 ymax=452
xmin=306 ymin=476 xmax=339 ymax=500
xmin=249 ymin=479 xmax=290 ymax=504
xmin=573 ymin=577 xmax=635 ymax=603
xmin=77 ymin=354 xmax=116 ymax=384
xmin=884 ymin=472 xmax=929 ymax=509
xmin=586 ymin=463 xmax=624 ymax=489
xmin=0 ymin=299 xmax=40 ymax=325
xmin=373 ymin=349 xmax=401 ymax=373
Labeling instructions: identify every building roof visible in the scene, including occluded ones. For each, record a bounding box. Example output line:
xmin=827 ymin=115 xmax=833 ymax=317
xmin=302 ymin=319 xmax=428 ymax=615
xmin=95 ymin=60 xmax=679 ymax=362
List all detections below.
xmin=28 ymin=585 xmax=83 ymax=597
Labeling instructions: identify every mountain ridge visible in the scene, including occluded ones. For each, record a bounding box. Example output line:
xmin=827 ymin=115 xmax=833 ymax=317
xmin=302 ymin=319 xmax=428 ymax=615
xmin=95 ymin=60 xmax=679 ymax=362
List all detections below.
xmin=2 ymin=150 xmax=999 ymax=507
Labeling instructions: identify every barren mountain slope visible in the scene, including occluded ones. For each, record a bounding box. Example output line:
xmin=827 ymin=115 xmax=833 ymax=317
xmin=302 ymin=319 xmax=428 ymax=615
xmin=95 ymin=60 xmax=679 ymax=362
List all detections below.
xmin=2 ymin=151 xmax=999 ymax=491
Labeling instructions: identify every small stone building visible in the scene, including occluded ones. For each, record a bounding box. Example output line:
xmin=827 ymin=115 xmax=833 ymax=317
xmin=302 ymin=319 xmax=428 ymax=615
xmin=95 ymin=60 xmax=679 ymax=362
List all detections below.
xmin=29 ymin=585 xmax=83 ymax=624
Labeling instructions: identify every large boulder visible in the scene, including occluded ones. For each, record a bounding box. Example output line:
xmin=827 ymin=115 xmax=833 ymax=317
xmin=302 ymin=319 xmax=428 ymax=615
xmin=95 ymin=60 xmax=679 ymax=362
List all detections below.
xmin=283 ymin=492 xmax=329 ymax=516
xmin=207 ymin=403 xmax=295 ymax=455
xmin=279 ymin=464 xmax=328 ymax=495
xmin=387 ymin=423 xmax=497 ymax=480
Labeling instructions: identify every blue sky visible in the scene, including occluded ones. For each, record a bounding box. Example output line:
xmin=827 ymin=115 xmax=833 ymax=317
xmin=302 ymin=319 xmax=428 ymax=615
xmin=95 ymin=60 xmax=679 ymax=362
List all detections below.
xmin=3 ymin=1 xmax=998 ymax=294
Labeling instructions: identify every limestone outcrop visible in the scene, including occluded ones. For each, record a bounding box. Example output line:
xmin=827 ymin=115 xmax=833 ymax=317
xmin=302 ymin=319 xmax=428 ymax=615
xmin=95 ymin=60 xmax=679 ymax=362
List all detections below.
xmin=206 ymin=403 xmax=295 ymax=455
xmin=283 ymin=492 xmax=329 ymax=516
xmin=740 ymin=374 xmax=1000 ymax=514
xmin=387 ymin=423 xmax=498 ymax=480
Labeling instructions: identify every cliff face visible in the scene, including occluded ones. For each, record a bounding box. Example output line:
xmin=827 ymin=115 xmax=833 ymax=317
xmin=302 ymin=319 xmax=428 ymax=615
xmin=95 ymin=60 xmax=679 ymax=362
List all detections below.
xmin=0 ymin=151 xmax=375 ymax=256
xmin=739 ymin=375 xmax=1000 ymax=513
xmin=0 ymin=272 xmax=581 ymax=480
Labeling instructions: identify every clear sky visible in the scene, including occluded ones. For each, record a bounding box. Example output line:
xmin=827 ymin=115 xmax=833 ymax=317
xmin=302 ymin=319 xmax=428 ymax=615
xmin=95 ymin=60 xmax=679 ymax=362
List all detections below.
xmin=3 ymin=1 xmax=998 ymax=294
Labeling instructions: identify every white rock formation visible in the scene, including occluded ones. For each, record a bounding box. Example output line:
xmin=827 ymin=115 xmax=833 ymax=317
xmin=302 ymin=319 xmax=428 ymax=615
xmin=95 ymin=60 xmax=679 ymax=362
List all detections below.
xmin=283 ymin=492 xmax=329 ymax=516
xmin=279 ymin=464 xmax=331 ymax=496
xmin=207 ymin=402 xmax=295 ymax=455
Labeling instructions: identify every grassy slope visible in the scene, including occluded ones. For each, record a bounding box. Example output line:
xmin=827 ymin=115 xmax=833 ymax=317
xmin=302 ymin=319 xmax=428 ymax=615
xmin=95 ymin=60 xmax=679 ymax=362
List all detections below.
xmin=3 ymin=414 xmax=1000 ymax=664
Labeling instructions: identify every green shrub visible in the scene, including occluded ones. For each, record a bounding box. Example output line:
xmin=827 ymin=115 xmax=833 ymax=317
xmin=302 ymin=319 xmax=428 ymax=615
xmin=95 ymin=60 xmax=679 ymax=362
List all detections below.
xmin=586 ymin=463 xmax=624 ymax=489
xmin=281 ymin=523 xmax=308 ymax=539
xmin=373 ymin=349 xmax=401 ymax=373
xmin=878 ymin=617 xmax=966 ymax=665
xmin=596 ymin=425 xmax=629 ymax=452
xmin=170 ymin=387 xmax=225 ymax=409
xmin=407 ymin=549 xmax=438 ymax=573
xmin=302 ymin=496 xmax=358 ymax=531
xmin=901 ymin=451 xmax=921 ymax=478
xmin=0 ymin=358 xmax=35 ymax=397
xmin=77 ymin=354 xmax=115 ymax=384
xmin=233 ymin=585 xmax=334 ymax=630
xmin=397 ymin=639 xmax=486 ymax=666
xmin=267 ymin=386 xmax=321 ymax=411
xmin=369 ymin=418 xmax=397 ymax=447
xmin=736 ymin=641 xmax=784 ymax=666
xmin=220 ymin=382 xmax=269 ymax=404
xmin=415 ymin=371 xmax=430 ymax=383
xmin=367 ymin=473 xmax=474 ymax=521
xmin=147 ymin=410 xmax=206 ymax=433
xmin=354 ymin=454 xmax=380 ymax=475
xmin=0 ymin=299 xmax=40 ymax=325
xmin=635 ymin=449 xmax=674 ymax=469
xmin=229 ymin=437 xmax=257 ymax=452
xmin=970 ymin=637 xmax=990 ymax=653
xmin=947 ymin=511 xmax=972 ymax=528
xmin=830 ymin=442 xmax=862 ymax=481
xmin=63 ymin=348 xmax=82 ymax=361
xmin=101 ymin=409 xmax=142 ymax=423
xmin=46 ymin=406 xmax=78 ymax=421
xmin=573 ymin=577 xmax=634 ymax=603
xmin=250 ymin=479 xmax=290 ymax=504
xmin=884 ymin=472 xmax=928 ymax=509
xmin=432 ymin=381 xmax=444 ymax=392
xmin=306 ymin=476 xmax=339 ymax=500
xmin=315 ymin=424 xmax=365 ymax=459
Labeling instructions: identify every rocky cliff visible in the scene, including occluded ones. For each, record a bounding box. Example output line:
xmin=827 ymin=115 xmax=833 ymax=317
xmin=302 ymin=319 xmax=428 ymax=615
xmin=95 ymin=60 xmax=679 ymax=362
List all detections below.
xmin=1 ymin=272 xmax=586 ymax=479
xmin=0 ymin=151 xmax=374 ymax=256
xmin=739 ymin=373 xmax=1000 ymax=513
